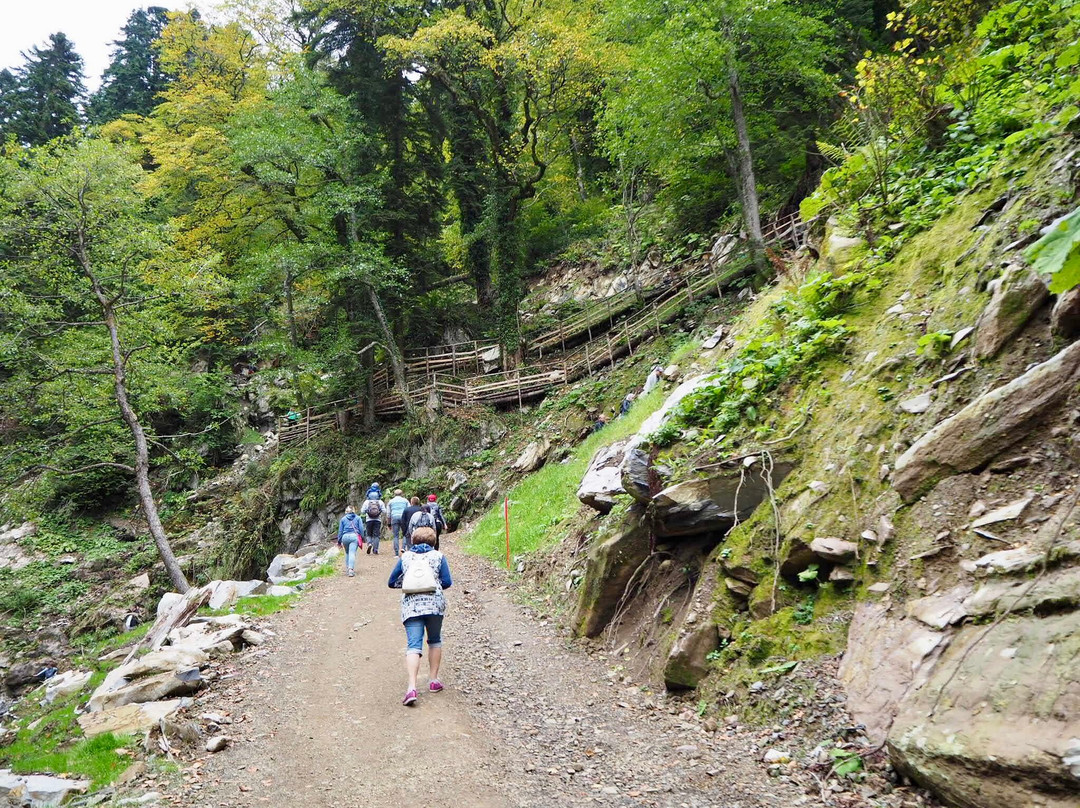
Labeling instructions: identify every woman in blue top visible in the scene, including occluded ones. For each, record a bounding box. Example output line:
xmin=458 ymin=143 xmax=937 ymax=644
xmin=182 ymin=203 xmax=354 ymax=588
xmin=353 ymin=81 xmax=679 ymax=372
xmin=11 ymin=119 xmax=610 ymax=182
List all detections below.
xmin=336 ymin=506 xmax=363 ymax=577
xmin=387 ymin=542 xmax=452 ymax=706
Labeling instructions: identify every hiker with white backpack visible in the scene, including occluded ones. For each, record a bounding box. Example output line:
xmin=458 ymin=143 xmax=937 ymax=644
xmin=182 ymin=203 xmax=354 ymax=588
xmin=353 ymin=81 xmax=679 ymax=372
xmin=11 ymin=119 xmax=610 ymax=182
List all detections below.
xmin=387 ymin=533 xmax=452 ymax=706
xmin=360 ymin=491 xmax=387 ymax=555
xmin=336 ymin=505 xmax=364 ymax=577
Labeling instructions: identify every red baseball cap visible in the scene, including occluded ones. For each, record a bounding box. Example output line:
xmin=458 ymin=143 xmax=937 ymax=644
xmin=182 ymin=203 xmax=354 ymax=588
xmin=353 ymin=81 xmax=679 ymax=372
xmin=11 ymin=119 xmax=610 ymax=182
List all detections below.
xmin=427 ymin=494 xmax=437 ymax=502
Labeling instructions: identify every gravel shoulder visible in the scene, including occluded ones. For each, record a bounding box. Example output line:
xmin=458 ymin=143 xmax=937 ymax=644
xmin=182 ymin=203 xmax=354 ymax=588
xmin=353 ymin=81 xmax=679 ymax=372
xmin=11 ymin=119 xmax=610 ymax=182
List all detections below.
xmin=154 ymin=534 xmax=821 ymax=807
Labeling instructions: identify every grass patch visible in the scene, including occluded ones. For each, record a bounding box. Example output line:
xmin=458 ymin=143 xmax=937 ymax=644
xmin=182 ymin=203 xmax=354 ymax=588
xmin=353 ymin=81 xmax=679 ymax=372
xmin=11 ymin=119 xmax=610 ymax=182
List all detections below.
xmin=464 ymin=387 xmax=666 ymax=560
xmin=1 ymin=683 xmax=132 ymax=788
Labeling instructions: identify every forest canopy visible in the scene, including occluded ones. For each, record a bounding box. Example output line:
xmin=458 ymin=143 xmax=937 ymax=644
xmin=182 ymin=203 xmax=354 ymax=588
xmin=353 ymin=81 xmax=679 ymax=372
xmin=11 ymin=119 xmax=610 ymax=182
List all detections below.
xmin=1 ymin=0 xmax=1077 ymax=518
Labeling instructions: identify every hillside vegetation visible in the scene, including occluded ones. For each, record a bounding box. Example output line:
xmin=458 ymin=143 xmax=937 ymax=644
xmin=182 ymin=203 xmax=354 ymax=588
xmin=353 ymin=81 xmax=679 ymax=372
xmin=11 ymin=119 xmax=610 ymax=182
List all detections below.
xmin=0 ymin=0 xmax=1078 ymax=805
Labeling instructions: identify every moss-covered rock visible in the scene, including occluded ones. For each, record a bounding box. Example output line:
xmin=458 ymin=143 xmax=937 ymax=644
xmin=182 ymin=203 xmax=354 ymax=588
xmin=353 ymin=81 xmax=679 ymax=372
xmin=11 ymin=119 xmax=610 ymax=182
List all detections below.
xmin=572 ymin=505 xmax=651 ymax=637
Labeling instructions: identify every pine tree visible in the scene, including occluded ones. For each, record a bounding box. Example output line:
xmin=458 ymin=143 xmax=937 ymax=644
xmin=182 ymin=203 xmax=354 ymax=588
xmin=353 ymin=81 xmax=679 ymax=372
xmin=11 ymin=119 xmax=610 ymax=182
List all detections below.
xmin=87 ymin=7 xmax=172 ymax=122
xmin=1 ymin=33 xmax=86 ymax=146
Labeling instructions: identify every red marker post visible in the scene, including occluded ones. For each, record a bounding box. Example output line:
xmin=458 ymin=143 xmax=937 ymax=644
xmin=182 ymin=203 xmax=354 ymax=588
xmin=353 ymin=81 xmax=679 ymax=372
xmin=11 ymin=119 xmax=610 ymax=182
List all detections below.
xmin=504 ymin=495 xmax=511 ymax=570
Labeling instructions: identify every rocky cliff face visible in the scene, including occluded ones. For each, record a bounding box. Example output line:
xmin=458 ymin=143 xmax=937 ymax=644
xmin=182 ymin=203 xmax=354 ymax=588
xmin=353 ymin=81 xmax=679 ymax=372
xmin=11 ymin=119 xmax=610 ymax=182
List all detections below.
xmin=566 ymin=145 xmax=1080 ymax=806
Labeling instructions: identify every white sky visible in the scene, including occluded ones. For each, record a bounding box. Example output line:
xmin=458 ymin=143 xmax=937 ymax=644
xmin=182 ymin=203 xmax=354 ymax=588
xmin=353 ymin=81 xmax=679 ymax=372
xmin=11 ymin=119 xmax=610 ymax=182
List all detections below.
xmin=0 ymin=1 xmax=207 ymax=92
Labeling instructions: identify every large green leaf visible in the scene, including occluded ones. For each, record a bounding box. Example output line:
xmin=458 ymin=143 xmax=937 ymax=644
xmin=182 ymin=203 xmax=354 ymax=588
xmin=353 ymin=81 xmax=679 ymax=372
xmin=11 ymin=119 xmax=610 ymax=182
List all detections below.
xmin=1025 ymin=207 xmax=1080 ymax=293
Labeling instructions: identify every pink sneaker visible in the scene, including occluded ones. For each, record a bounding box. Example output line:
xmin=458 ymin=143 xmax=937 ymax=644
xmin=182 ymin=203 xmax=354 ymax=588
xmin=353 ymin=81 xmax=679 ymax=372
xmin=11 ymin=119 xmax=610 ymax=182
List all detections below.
xmin=402 ymin=689 xmax=418 ymax=706
xmin=429 ymin=680 xmax=444 ymax=693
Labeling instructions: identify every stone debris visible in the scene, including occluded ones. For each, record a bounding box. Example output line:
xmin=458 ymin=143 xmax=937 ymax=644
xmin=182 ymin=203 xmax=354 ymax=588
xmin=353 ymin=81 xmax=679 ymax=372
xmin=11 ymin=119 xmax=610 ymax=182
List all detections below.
xmin=205 ymin=735 xmax=230 ymax=753
xmin=898 ymin=392 xmax=932 ymax=414
xmin=43 ymin=669 xmax=92 ymax=703
xmin=809 ymin=537 xmax=858 ymax=564
xmin=969 ymin=496 xmax=1032 ymax=529
xmin=78 ymin=699 xmax=190 ymax=738
xmin=0 ymin=770 xmax=90 ymax=806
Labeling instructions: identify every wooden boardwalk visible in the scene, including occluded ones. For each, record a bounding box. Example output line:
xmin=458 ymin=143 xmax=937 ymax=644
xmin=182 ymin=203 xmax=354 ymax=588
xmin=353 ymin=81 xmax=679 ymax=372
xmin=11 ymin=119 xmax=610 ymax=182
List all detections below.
xmin=277 ymin=217 xmax=807 ymax=444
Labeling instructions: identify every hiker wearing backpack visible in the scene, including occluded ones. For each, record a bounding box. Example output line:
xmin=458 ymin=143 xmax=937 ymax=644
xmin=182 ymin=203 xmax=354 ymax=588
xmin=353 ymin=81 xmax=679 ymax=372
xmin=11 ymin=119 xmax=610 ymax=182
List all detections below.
xmin=336 ymin=505 xmax=363 ymax=577
xmin=361 ymin=493 xmax=387 ymax=555
xmin=387 ymin=489 xmax=410 ymax=557
xmin=424 ymin=494 xmax=447 ymax=550
xmin=387 ymin=538 xmax=452 ymax=706
xmin=408 ymin=506 xmax=439 ymax=551
xmin=400 ymin=496 xmax=424 ymax=551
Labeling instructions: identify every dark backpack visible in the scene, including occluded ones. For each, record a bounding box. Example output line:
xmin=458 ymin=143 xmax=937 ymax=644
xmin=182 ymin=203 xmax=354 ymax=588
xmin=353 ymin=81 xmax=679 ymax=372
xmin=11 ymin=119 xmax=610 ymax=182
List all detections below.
xmin=366 ymin=501 xmax=382 ymax=519
xmin=427 ymin=503 xmax=446 ymax=529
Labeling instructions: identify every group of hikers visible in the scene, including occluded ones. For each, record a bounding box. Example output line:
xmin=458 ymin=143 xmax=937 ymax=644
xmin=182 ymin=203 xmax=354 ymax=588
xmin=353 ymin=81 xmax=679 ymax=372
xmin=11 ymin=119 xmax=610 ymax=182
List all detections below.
xmin=335 ymin=482 xmax=447 ymax=574
xmin=336 ymin=482 xmax=452 ymax=707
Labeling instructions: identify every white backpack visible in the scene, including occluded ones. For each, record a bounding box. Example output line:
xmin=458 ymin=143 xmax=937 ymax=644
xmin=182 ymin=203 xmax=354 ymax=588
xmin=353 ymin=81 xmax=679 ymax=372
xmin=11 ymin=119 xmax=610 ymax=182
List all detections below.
xmin=401 ymin=551 xmax=441 ymax=594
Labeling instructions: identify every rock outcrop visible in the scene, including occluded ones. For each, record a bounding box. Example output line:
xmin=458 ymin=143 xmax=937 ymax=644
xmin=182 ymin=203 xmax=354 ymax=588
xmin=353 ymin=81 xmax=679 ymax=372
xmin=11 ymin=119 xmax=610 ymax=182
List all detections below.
xmin=652 ymin=462 xmax=792 ymax=537
xmin=573 ymin=507 xmax=651 ymax=637
xmin=972 ymin=263 xmax=1049 ymax=359
xmin=892 ymin=340 xmax=1080 ymax=500
xmin=577 ymin=438 xmax=633 ymax=514
xmin=0 ymin=770 xmax=90 ymax=805
xmin=842 ymin=521 xmax=1080 ymax=808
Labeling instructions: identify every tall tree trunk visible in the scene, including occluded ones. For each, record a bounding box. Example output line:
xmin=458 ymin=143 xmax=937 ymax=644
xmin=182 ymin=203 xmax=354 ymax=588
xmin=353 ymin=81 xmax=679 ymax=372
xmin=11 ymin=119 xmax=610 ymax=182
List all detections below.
xmin=364 ymin=282 xmax=415 ymax=418
xmin=362 ymin=345 xmax=375 ymax=430
xmin=84 ymin=269 xmax=190 ymax=593
xmin=284 ymin=270 xmax=298 ymax=348
xmin=342 ymin=210 xmax=415 ymax=418
xmin=570 ymin=133 xmax=587 ymax=202
xmin=727 ymin=63 xmax=765 ymax=264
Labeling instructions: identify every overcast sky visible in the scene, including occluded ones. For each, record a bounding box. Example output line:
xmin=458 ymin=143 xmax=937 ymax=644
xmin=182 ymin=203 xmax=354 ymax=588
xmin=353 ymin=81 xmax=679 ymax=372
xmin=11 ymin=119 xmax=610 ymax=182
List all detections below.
xmin=0 ymin=1 xmax=205 ymax=92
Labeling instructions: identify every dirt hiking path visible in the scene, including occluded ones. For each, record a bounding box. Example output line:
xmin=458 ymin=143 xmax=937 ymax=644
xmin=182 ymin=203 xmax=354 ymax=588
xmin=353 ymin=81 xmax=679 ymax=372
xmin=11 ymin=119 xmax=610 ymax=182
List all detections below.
xmin=163 ymin=534 xmax=814 ymax=808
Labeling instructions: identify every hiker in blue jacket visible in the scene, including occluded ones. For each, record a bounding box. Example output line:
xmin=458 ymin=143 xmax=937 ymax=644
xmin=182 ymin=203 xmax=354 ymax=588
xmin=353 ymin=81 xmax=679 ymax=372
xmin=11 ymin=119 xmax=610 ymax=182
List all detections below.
xmin=387 ymin=489 xmax=410 ymax=556
xmin=337 ymin=505 xmax=363 ymax=577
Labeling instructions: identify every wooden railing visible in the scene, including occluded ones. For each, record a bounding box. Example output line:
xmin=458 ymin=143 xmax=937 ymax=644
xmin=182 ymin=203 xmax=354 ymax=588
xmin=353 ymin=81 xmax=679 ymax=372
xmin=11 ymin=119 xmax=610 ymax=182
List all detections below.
xmin=278 ymin=222 xmax=803 ymax=441
xmin=277 ymin=397 xmax=362 ymax=448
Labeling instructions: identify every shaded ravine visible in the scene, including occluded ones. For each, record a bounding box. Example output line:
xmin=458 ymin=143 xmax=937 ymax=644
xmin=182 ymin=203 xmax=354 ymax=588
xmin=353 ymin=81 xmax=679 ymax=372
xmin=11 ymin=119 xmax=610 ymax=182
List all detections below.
xmin=159 ymin=534 xmax=812 ymax=808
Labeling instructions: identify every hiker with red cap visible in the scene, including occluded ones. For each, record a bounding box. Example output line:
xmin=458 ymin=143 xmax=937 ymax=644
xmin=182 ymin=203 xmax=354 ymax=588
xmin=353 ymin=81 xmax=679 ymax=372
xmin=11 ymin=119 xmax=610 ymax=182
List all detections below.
xmin=426 ymin=494 xmax=447 ymax=549
xmin=408 ymin=494 xmax=447 ymax=551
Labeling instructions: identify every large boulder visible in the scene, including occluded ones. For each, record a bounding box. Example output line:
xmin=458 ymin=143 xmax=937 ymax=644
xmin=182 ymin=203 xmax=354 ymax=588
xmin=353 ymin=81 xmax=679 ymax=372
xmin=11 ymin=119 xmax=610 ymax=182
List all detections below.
xmin=652 ymin=462 xmax=793 ymax=537
xmin=664 ymin=619 xmax=720 ymax=690
xmin=620 ymin=446 xmax=652 ymax=504
xmin=888 ymin=610 xmax=1080 ymax=808
xmin=90 ymin=668 xmax=203 ymax=711
xmin=893 ymin=340 xmax=1080 ymax=501
xmin=573 ymin=507 xmax=651 ymax=637
xmin=577 ymin=438 xmax=633 ymax=514
xmin=0 ymin=523 xmax=36 ymax=544
xmin=1051 ymin=286 xmax=1080 ymax=339
xmin=972 ymin=264 xmax=1049 ymax=359
xmin=89 ymin=647 xmax=209 ymax=711
xmin=207 ymin=580 xmax=266 ymax=610
xmin=512 ymin=438 xmax=551 ymax=473
xmin=78 ymin=698 xmax=187 ymax=738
